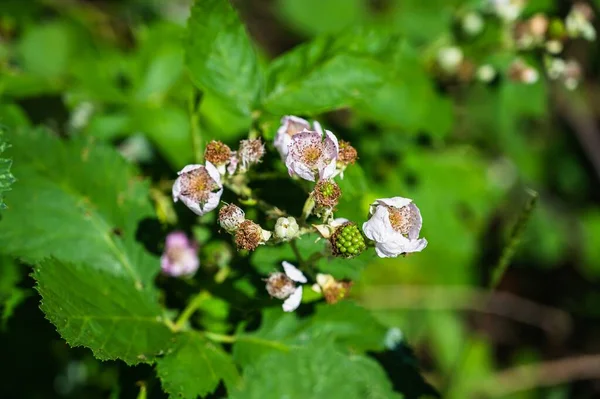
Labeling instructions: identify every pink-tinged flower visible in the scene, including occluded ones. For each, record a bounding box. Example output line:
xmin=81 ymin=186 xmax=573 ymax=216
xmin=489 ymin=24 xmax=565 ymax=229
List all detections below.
xmin=265 ymin=261 xmax=307 ymax=312
xmin=362 ymin=197 xmax=428 ymax=258
xmin=227 ymin=151 xmax=238 ymax=176
xmin=172 ymin=162 xmax=223 ymax=216
xmin=285 ymin=129 xmax=339 ymax=182
xmin=274 ymin=116 xmax=311 ymax=160
xmin=161 ymin=232 xmax=199 ymax=277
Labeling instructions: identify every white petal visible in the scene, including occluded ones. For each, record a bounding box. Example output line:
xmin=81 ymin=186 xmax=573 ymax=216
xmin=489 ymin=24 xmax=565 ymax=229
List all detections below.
xmin=377 ymin=197 xmax=412 ymax=209
xmin=407 ymin=203 xmax=423 ymax=240
xmin=178 ymin=164 xmax=203 ymax=175
xmin=180 ymin=195 xmax=204 ymax=216
xmin=313 ymin=120 xmax=324 ymax=136
xmin=205 ymin=161 xmax=222 ymax=187
xmin=172 ymin=177 xmax=182 ymax=202
xmin=282 ymin=286 xmax=303 ymax=312
xmin=200 ymin=188 xmax=223 ymax=214
xmin=320 ymin=158 xmax=337 ymax=180
xmin=362 ymin=206 xmax=395 ymax=242
xmin=282 ymin=261 xmax=307 ymax=283
xmin=274 ymin=132 xmax=292 ymax=160
xmin=403 ymin=238 xmax=428 ymax=253
xmin=324 ymin=130 xmax=339 ymax=154
xmin=330 ymin=218 xmax=349 ymax=227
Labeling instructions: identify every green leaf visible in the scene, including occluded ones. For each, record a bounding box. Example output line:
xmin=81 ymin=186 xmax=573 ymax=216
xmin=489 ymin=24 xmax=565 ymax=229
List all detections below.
xmin=157 ymin=331 xmax=241 ymax=399
xmin=276 ymin=0 xmax=365 ymax=37
xmin=262 ymin=37 xmax=385 ymax=115
xmin=35 ymin=259 xmax=173 ymax=364
xmin=18 ymin=22 xmax=73 ymax=78
xmin=0 ymin=128 xmax=172 ymax=363
xmin=230 ymin=343 xmax=402 ymax=399
xmin=233 ymin=303 xmax=388 ymax=367
xmin=0 ymin=130 xmax=15 ymax=211
xmin=0 ymin=256 xmax=29 ymax=328
xmin=185 ymin=0 xmax=262 ymax=117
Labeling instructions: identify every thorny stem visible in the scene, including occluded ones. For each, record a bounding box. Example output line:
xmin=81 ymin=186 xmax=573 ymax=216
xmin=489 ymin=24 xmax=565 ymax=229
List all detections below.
xmin=173 ymin=291 xmax=211 ymax=331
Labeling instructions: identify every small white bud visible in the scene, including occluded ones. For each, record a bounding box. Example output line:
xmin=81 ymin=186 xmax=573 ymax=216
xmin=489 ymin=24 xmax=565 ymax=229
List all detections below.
xmin=462 ymin=12 xmax=484 ymax=36
xmin=437 ymin=47 xmax=464 ymax=74
xmin=476 ymin=64 xmax=497 ymax=83
xmin=274 ymin=217 xmax=300 ymax=241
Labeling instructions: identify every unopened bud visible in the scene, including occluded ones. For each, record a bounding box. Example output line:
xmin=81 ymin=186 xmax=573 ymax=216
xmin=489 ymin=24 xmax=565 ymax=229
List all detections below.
xmin=476 ymin=64 xmax=497 ymax=83
xmin=330 ymin=222 xmax=366 ymax=258
xmin=274 ymin=217 xmax=300 ymax=241
xmin=462 ymin=12 xmax=484 ymax=36
xmin=437 ymin=46 xmax=463 ymax=74
xmin=204 ymin=140 xmax=232 ymax=166
xmin=218 ymin=204 xmax=245 ymax=233
xmin=235 ymin=220 xmax=270 ymax=251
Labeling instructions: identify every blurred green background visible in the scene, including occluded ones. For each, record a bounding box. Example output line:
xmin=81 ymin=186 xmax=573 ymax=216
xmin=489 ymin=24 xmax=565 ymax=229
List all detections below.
xmin=2 ymin=0 xmax=600 ymax=398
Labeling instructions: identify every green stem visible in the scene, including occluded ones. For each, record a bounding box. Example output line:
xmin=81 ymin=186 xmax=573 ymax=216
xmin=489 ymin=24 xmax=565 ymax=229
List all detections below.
xmin=490 ymin=189 xmax=539 ymax=288
xmin=173 ymin=291 xmax=211 ymax=331
xmin=188 ymin=90 xmax=203 ymax=163
xmin=289 ymin=240 xmax=304 ymax=266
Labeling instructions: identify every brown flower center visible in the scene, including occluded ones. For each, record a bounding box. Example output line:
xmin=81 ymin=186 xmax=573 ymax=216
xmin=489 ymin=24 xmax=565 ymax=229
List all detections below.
xmin=180 ymin=167 xmax=218 ymax=204
xmin=235 ymin=220 xmax=263 ymax=251
xmin=204 ymin=140 xmax=232 ymax=165
xmin=302 ymin=145 xmax=323 ymax=167
xmin=387 ymin=205 xmax=416 ymax=236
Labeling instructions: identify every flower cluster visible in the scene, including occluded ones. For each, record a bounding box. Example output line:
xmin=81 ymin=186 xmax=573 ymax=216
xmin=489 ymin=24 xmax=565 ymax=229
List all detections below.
xmin=435 ymin=1 xmax=595 ymax=89
xmin=168 ymin=115 xmax=428 ymax=312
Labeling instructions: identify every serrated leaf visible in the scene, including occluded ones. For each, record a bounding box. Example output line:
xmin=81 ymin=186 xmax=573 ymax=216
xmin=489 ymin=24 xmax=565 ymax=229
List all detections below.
xmin=230 ymin=343 xmax=402 ymax=399
xmin=233 ymin=302 xmax=387 ymax=367
xmin=262 ymin=36 xmax=385 ymax=115
xmin=185 ymin=0 xmax=262 ymax=117
xmin=156 ymin=331 xmax=241 ymax=399
xmin=0 ymin=128 xmax=172 ymax=364
xmin=0 ymin=128 xmax=156 ymax=288
xmin=35 ymin=259 xmax=173 ymax=364
xmin=0 ymin=130 xmax=15 ymax=211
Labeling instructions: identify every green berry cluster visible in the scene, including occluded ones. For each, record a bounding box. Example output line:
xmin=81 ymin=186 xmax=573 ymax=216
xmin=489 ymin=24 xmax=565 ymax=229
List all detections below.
xmin=321 ymin=182 xmax=335 ymax=197
xmin=333 ymin=223 xmax=366 ymax=258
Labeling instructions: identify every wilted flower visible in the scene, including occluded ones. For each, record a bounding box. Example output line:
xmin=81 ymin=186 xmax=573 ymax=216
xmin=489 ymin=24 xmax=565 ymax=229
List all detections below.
xmin=204 ymin=140 xmax=232 ymax=175
xmin=238 ymin=138 xmax=265 ymax=172
xmin=437 ymin=46 xmax=463 ymax=74
xmin=362 ymin=197 xmax=428 ymax=258
xmin=274 ymin=216 xmax=300 ymax=241
xmin=274 ymin=115 xmax=311 ymax=159
xmin=312 ymin=273 xmax=353 ymax=304
xmin=265 ymin=261 xmax=307 ymax=312
xmin=312 ymin=179 xmax=341 ymax=210
xmin=508 ymin=59 xmax=539 ymax=84
xmin=285 ymin=129 xmax=339 ymax=182
xmin=172 ymin=162 xmax=223 ymax=216
xmin=218 ymin=204 xmax=245 ymax=233
xmin=566 ymin=2 xmax=596 ymax=41
xmin=330 ymin=221 xmax=366 ymax=258
xmin=234 ymin=220 xmax=271 ymax=251
xmin=161 ymin=232 xmax=199 ymax=277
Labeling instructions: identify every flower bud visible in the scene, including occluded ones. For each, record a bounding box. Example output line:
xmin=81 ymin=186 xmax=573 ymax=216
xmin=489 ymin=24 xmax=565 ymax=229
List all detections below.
xmin=204 ymin=140 xmax=232 ymax=166
xmin=462 ymin=12 xmax=484 ymax=36
xmin=508 ymin=59 xmax=539 ymax=84
xmin=476 ymin=64 xmax=497 ymax=83
xmin=312 ymin=179 xmax=341 ymax=209
xmin=235 ymin=220 xmax=270 ymax=251
xmin=274 ymin=217 xmax=300 ymax=241
xmin=437 ymin=46 xmax=463 ymax=74
xmin=330 ymin=222 xmax=366 ymax=258
xmin=218 ymin=204 xmax=245 ymax=233
xmin=238 ymin=138 xmax=265 ymax=171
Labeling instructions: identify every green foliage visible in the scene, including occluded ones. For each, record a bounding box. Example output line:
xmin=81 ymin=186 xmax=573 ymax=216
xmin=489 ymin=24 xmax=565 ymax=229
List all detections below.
xmin=0 ymin=130 xmax=15 ymax=210
xmin=231 ymin=343 xmax=402 ymax=399
xmin=185 ymin=0 xmax=262 ymax=119
xmin=156 ymin=332 xmax=241 ymax=398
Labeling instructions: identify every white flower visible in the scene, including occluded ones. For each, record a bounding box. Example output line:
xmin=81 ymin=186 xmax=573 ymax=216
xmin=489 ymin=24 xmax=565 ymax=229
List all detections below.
xmin=362 ymin=197 xmax=428 ymax=258
xmin=566 ymin=3 xmax=596 ymax=41
xmin=274 ymin=115 xmax=311 ymax=160
xmin=274 ymin=217 xmax=300 ymax=241
xmin=172 ymin=162 xmax=223 ymax=216
xmin=285 ymin=129 xmax=339 ymax=182
xmin=265 ymin=261 xmax=307 ymax=312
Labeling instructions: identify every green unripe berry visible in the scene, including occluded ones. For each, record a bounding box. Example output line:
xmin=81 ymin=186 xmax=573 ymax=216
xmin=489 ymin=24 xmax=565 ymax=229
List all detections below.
xmin=330 ymin=222 xmax=366 ymax=259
